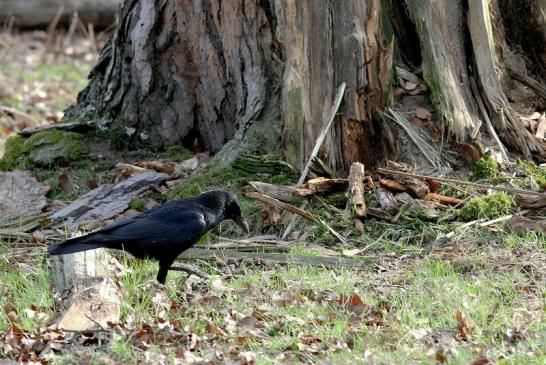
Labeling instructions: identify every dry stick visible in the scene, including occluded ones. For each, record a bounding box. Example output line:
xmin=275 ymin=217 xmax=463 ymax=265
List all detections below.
xmin=507 ymin=67 xmax=546 ymax=100
xmin=245 ymin=192 xmax=317 ymax=222
xmin=282 ymin=82 xmax=346 ymax=239
xmin=479 ymin=210 xmax=529 ymax=227
xmin=377 ymin=168 xmax=546 ymax=197
xmin=281 ymin=200 xmax=307 ymax=240
xmin=298 ymin=82 xmax=346 ymax=185
xmin=469 ymin=77 xmax=509 ymax=162
xmin=0 ymin=105 xmax=38 ymax=125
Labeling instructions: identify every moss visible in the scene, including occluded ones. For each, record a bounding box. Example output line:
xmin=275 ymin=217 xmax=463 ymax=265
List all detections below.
xmin=473 ymin=155 xmax=498 ymax=180
xmin=129 ymin=198 xmax=146 ymax=212
xmin=23 ymin=130 xmax=88 ymax=165
xmin=0 ymin=135 xmax=28 ymax=170
xmin=517 ymin=159 xmax=546 ymax=189
xmin=165 ymin=145 xmax=193 ymax=162
xmin=458 ymin=192 xmax=515 ymax=220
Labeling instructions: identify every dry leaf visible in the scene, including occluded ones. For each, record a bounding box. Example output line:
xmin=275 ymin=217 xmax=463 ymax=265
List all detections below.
xmin=58 ymin=171 xmax=73 ymax=194
xmin=415 ymin=107 xmax=432 ymax=120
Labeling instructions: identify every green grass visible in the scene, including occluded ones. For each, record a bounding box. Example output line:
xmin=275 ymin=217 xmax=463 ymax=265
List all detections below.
xmin=1 ymin=227 xmax=545 ymax=364
xmin=0 ymin=245 xmax=54 ymax=331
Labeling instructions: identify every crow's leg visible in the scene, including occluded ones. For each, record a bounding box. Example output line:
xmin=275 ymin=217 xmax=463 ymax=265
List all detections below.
xmin=157 ymin=257 xmax=177 ymax=284
xmin=169 ymin=265 xmax=208 ymax=280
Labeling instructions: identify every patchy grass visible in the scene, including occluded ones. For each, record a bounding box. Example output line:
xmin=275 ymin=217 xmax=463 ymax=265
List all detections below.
xmin=2 ymin=227 xmax=545 ymax=364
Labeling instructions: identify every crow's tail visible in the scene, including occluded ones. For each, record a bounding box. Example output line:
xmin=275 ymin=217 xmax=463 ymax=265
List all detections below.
xmin=47 ymin=236 xmax=109 ymax=255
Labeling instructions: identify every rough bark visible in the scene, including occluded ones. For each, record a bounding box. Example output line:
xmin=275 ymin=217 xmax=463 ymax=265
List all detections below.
xmin=65 ymin=0 xmax=392 ymax=171
xmin=404 ymin=0 xmax=482 ymax=139
xmin=66 ymin=0 xmax=284 ymax=161
xmin=468 ymin=0 xmax=545 ymax=159
xmin=277 ymin=0 xmax=392 ymax=171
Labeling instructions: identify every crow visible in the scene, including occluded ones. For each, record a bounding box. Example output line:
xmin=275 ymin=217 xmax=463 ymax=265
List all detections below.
xmin=48 ymin=190 xmax=249 ymax=284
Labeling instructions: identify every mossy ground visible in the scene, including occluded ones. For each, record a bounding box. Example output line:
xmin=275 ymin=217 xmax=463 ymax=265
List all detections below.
xmin=458 ymin=192 xmax=515 ymax=220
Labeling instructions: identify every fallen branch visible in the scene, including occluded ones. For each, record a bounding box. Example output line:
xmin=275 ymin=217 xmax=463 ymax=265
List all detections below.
xmin=249 ymin=178 xmax=348 ymax=202
xmin=244 ymin=192 xmax=317 ymax=222
xmin=424 ymin=193 xmax=464 ymax=206
xmin=385 ymin=161 xmax=429 ymax=198
xmin=378 ymin=168 xmax=546 ymax=197
xmin=379 ymin=178 xmax=409 ymax=192
xmin=0 ymin=104 xmax=38 ymax=125
xmin=507 ymin=67 xmax=546 ymax=100
xmin=515 ymin=194 xmax=546 ymax=209
xmin=179 ymin=248 xmax=368 ymax=269
xmin=505 ymin=215 xmax=546 ymax=234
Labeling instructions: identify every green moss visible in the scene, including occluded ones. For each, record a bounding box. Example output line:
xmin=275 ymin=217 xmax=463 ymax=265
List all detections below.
xmin=0 ymin=135 xmax=28 ymax=170
xmin=517 ymin=159 xmax=546 ymax=188
xmin=458 ymin=192 xmax=515 ymax=220
xmin=473 ymin=155 xmax=498 ymax=180
xmin=165 ymin=145 xmax=193 ymax=162
xmin=23 ymin=130 xmax=88 ymax=165
xmin=128 ymin=198 xmax=146 ymax=211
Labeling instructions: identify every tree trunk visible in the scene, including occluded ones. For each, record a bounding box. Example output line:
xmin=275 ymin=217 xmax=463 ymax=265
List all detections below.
xmin=61 ymin=0 xmax=545 ymax=170
xmin=64 ymin=0 xmax=392 ymax=171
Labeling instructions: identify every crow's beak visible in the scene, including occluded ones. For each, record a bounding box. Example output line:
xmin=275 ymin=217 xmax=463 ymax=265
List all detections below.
xmin=234 ymin=215 xmax=250 ymax=234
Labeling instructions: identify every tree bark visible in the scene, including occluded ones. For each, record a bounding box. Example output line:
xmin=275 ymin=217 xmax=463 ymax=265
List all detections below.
xmin=64 ymin=0 xmax=392 ymax=171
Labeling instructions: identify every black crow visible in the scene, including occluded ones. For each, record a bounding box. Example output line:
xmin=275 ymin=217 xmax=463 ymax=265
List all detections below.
xmin=48 ymin=190 xmax=249 ymax=284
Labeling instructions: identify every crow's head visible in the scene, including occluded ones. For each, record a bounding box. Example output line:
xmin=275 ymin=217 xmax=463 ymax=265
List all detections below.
xmin=200 ymin=190 xmax=250 ymax=233
xmin=223 ymin=193 xmax=249 ymax=234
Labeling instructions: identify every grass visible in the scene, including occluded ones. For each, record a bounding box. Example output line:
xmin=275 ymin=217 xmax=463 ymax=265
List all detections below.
xmin=2 ymin=227 xmax=543 ymax=364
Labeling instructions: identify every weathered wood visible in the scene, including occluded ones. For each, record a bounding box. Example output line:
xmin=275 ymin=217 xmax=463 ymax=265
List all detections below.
xmin=179 ymin=248 xmax=369 ymax=269
xmin=424 ymin=193 xmax=465 ymax=206
xmin=249 ymin=178 xmax=348 ymax=202
xmin=375 ymin=187 xmax=399 ymax=215
xmin=385 ymin=161 xmax=430 ymax=198
xmin=297 ymin=82 xmax=346 ymax=185
xmin=244 ymin=192 xmax=317 ymax=222
xmin=19 ymin=120 xmax=95 ymax=136
xmin=50 ymin=171 xmax=167 ymax=229
xmin=0 ymin=0 xmax=120 ymax=28
xmin=505 ymin=215 xmax=546 ymax=234
xmin=346 ymin=162 xmax=367 ymax=218
xmin=379 ymin=168 xmax=546 ymax=197
xmin=380 ymin=178 xmax=409 ymax=193
xmin=50 ymin=249 xmax=121 ymax=331
xmin=0 ymin=171 xmax=49 ymax=220
xmin=515 ymin=194 xmax=546 ymax=209
xmin=405 ymin=0 xmax=481 ymax=139
xmin=507 ymin=67 xmax=546 ymax=100
xmin=468 ymin=0 xmax=545 ymax=160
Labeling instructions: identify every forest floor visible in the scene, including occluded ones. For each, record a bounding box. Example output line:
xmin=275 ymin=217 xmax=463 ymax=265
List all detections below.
xmin=0 ymin=31 xmax=545 ymax=365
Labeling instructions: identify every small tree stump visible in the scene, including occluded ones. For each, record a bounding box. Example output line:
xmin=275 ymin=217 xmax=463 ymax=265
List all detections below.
xmin=51 ymin=249 xmax=121 ymax=331
xmin=346 ymin=162 xmax=367 ymax=231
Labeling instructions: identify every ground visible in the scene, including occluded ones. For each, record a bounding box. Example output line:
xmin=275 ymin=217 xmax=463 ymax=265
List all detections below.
xmin=0 ymin=31 xmax=545 ymax=364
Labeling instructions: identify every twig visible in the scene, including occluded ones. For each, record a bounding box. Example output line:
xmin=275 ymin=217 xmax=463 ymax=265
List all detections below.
xmin=0 ymin=105 xmax=38 ymax=125
xmin=282 ymin=201 xmax=308 ymax=239
xmin=244 ymin=192 xmax=317 ymax=222
xmin=298 ymin=82 xmax=346 ymax=185
xmin=378 ymin=168 xmax=546 ymax=197
xmin=478 ymin=210 xmax=529 ymax=227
